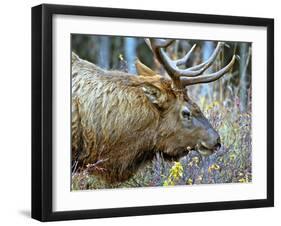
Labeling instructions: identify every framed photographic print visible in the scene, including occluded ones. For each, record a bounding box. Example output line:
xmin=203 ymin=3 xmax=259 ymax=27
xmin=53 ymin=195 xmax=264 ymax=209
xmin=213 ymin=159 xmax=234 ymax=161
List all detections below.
xmin=32 ymin=4 xmax=274 ymax=221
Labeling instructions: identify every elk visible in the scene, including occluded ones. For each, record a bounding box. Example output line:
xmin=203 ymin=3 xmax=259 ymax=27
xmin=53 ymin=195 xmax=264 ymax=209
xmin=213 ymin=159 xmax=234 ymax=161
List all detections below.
xmin=72 ymin=38 xmax=236 ymax=184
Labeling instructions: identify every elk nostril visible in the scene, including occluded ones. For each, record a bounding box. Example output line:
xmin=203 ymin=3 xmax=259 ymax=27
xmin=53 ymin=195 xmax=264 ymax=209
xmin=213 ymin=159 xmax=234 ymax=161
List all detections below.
xmin=213 ymin=136 xmax=221 ymax=151
xmin=216 ymin=142 xmax=221 ymax=149
xmin=213 ymin=141 xmax=221 ymax=152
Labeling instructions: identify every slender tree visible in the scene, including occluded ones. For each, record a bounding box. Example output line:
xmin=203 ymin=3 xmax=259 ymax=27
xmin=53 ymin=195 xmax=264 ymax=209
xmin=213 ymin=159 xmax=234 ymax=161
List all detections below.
xmin=124 ymin=37 xmax=137 ymax=74
xmin=239 ymin=43 xmax=250 ymax=112
xmin=98 ymin=36 xmax=110 ymax=69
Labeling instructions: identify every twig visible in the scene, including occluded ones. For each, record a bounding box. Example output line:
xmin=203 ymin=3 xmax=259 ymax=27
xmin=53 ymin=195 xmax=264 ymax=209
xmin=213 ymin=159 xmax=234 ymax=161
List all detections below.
xmin=86 ymin=158 xmax=109 ymax=173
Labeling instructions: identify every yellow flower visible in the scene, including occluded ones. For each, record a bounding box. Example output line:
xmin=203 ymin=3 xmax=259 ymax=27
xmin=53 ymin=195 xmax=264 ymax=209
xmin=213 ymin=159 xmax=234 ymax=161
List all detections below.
xmin=163 ymin=162 xmax=184 ymax=186
xmin=206 ymin=101 xmax=220 ymax=110
xmin=238 ymin=178 xmax=246 ymax=183
xmin=229 ymin=154 xmax=236 ymax=161
xmin=186 ymin=178 xmax=193 ymax=185
xmin=238 ymin=175 xmax=249 ymax=183
xmin=208 ymin=164 xmax=220 ymax=173
xmin=163 ymin=179 xmax=175 ymax=186
xmin=170 ymin=162 xmax=183 ymax=179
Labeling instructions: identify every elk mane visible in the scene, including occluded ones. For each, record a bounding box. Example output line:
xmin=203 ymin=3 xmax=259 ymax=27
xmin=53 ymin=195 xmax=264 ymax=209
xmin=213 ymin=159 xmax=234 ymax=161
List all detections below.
xmin=72 ymin=53 xmax=177 ymax=183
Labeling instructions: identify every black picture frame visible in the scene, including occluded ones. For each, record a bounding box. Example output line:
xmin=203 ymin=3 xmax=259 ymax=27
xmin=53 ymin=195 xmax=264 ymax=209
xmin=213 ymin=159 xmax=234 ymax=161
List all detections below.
xmin=32 ymin=3 xmax=274 ymax=222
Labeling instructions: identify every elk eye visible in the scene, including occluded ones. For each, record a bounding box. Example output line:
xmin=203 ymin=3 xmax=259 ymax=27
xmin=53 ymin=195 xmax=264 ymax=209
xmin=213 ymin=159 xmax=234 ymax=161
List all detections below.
xmin=182 ymin=108 xmax=191 ymax=120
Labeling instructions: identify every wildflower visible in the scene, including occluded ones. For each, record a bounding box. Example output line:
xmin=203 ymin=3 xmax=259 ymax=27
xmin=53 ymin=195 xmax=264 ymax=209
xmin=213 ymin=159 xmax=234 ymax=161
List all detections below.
xmin=238 ymin=178 xmax=246 ymax=183
xmin=163 ymin=162 xmax=184 ymax=186
xmin=170 ymin=161 xmax=183 ymax=179
xmin=186 ymin=178 xmax=193 ymax=185
xmin=208 ymin=163 xmax=220 ymax=173
xmin=229 ymin=154 xmax=236 ymax=161
xmin=188 ymin=157 xmax=200 ymax=167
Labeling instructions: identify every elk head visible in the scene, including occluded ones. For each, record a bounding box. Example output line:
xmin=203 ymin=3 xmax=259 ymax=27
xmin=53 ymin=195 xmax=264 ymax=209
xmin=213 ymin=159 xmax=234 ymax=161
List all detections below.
xmin=137 ymin=39 xmax=236 ymax=157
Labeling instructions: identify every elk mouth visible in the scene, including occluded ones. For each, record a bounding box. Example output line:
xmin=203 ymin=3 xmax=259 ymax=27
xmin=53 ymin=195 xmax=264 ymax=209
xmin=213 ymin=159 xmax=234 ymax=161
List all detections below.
xmin=165 ymin=142 xmax=219 ymax=160
xmin=191 ymin=142 xmax=219 ymax=157
xmin=197 ymin=148 xmax=213 ymax=156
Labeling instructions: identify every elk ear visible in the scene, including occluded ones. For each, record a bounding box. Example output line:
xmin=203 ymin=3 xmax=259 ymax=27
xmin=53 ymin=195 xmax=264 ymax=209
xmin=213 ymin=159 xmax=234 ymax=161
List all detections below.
xmin=141 ymin=83 xmax=165 ymax=108
xmin=135 ymin=58 xmax=156 ymax=77
xmin=72 ymin=52 xmax=80 ymax=64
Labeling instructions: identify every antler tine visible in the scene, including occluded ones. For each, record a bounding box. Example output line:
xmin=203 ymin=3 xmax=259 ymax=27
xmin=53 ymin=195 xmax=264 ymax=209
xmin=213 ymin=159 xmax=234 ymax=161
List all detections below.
xmin=153 ymin=41 xmax=225 ymax=78
xmin=175 ymin=44 xmax=197 ymax=67
xmin=149 ymin=38 xmax=182 ymax=87
xmin=180 ymin=55 xmax=236 ymax=86
xmin=187 ymin=42 xmax=224 ymax=71
xmin=180 ymin=42 xmax=225 ymax=77
xmin=147 ymin=38 xmax=236 ymax=89
xmin=150 ymin=39 xmax=196 ymax=78
xmin=152 ymin=39 xmax=175 ymax=48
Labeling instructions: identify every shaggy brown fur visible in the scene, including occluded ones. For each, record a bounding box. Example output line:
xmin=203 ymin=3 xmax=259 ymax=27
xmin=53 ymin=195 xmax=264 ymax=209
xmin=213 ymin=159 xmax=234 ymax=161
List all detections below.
xmin=72 ymin=52 xmax=219 ymax=184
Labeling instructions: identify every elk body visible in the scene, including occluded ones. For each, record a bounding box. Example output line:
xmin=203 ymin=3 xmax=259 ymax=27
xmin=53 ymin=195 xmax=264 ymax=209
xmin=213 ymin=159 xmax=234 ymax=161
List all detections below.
xmin=72 ymin=39 xmax=236 ymax=184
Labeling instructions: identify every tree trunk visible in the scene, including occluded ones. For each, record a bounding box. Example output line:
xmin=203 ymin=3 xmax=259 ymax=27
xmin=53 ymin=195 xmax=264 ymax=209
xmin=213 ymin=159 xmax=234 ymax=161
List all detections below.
xmin=124 ymin=37 xmax=137 ymax=74
xmin=98 ymin=36 xmax=110 ymax=69
xmin=239 ymin=43 xmax=248 ymax=112
xmin=201 ymin=41 xmax=215 ymax=101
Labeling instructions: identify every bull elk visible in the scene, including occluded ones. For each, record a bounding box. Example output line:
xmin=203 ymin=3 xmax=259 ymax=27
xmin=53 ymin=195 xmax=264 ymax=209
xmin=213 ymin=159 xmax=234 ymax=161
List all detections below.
xmin=72 ymin=38 xmax=236 ymax=184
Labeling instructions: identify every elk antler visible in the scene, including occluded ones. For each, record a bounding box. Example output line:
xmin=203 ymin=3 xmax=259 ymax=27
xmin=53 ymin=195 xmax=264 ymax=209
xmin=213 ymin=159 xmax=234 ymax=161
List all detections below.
xmin=146 ymin=38 xmax=236 ymax=89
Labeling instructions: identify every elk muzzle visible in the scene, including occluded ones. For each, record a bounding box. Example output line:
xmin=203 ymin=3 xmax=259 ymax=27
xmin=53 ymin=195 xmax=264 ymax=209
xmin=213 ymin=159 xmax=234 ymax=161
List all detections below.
xmin=197 ymin=128 xmax=221 ymax=156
